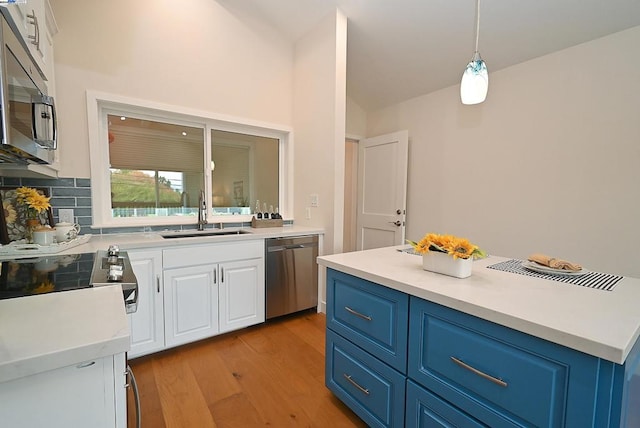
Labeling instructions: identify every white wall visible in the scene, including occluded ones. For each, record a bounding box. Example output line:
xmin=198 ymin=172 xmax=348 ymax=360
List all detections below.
xmin=292 ymin=10 xmax=347 ymax=255
xmin=346 ymin=96 xmax=367 ymax=138
xmin=50 ymin=0 xmax=293 ymax=178
xmin=367 ymin=26 xmax=640 ymax=277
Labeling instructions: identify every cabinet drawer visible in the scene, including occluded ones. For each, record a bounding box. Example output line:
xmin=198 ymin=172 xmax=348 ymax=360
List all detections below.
xmin=409 ymin=298 xmax=569 ymax=427
xmin=326 ymin=329 xmax=405 ymax=428
xmin=406 ymin=380 xmax=488 ymax=428
xmin=326 ymin=269 xmax=409 ymax=372
xmin=163 ymin=240 xmax=263 ymax=268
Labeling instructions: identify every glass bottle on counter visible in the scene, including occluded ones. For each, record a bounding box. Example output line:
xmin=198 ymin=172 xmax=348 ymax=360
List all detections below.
xmin=255 ymin=200 xmax=262 ymax=219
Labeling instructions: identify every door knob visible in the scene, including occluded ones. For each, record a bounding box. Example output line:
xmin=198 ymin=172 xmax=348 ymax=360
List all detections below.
xmin=396 ymin=209 xmax=402 ymax=215
xmin=388 ymin=220 xmax=402 ymax=227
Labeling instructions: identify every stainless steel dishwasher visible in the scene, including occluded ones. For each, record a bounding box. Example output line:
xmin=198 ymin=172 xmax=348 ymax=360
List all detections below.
xmin=266 ymin=235 xmax=318 ymax=319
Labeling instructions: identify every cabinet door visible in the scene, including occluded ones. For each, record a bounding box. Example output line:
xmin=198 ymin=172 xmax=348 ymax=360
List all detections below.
xmin=406 ymin=380 xmax=488 ymax=428
xmin=219 ymin=258 xmax=265 ymax=333
xmin=0 ymin=355 xmax=120 ymax=428
xmin=40 ymin=0 xmax=57 ymax=94
xmin=128 ymin=249 xmax=164 ymax=358
xmin=326 ymin=329 xmax=406 ymax=428
xmin=3 ymin=2 xmax=29 ymax=41
xmin=164 ymin=265 xmax=218 ymax=348
xmin=2 ymin=1 xmax=55 ymax=82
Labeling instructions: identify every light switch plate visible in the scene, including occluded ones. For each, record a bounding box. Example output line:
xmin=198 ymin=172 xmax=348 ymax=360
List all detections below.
xmin=310 ymin=194 xmax=319 ymax=207
xmin=59 ymin=209 xmax=74 ymax=224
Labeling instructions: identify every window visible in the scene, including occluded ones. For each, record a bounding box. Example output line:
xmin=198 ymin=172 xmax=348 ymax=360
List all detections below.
xmin=211 ymin=130 xmax=279 ymax=216
xmin=108 ymin=115 xmax=204 ymax=218
xmin=87 ymin=92 xmax=290 ymax=228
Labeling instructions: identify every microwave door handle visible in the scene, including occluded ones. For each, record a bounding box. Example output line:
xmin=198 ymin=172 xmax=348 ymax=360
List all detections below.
xmin=49 ymin=101 xmax=57 ymax=150
xmin=31 ymin=96 xmax=57 ymax=150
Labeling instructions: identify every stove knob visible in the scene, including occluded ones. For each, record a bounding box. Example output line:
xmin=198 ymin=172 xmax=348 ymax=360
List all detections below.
xmin=108 ymin=266 xmax=123 ymax=282
xmin=108 ymin=244 xmax=120 ymax=257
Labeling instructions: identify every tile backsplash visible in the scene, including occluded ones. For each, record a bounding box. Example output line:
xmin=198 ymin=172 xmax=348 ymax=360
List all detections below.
xmin=0 ymin=177 xmax=92 ymax=227
xmin=0 ymin=177 xmax=290 ymax=235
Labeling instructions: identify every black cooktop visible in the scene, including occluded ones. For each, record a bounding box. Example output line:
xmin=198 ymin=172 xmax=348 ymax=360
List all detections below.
xmin=0 ymin=252 xmax=96 ymax=300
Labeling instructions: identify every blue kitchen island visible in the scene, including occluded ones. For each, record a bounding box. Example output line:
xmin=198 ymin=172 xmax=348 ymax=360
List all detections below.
xmin=317 ymin=247 xmax=640 ymax=427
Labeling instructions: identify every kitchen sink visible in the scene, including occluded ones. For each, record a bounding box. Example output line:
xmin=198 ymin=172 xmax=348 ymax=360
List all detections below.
xmin=160 ymin=229 xmax=252 ymax=239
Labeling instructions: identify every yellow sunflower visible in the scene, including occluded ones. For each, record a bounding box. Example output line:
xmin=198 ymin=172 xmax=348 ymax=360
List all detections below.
xmin=448 ymin=237 xmax=476 ymax=259
xmin=32 ymin=281 xmax=55 ymax=294
xmin=27 ymin=192 xmax=51 ymax=213
xmin=16 ymin=186 xmax=38 ymax=203
xmin=408 ymin=233 xmax=486 ymax=260
xmin=3 ymin=200 xmax=16 ymax=224
xmin=16 ymin=186 xmax=50 ymax=213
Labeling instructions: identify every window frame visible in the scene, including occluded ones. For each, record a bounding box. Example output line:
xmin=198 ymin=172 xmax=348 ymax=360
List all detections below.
xmin=87 ymin=91 xmax=292 ymax=229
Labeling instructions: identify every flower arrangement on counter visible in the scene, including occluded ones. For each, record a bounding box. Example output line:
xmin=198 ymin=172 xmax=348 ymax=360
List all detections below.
xmin=16 ymin=186 xmax=51 ymax=219
xmin=0 ymin=187 xmax=52 ymax=243
xmin=408 ymin=233 xmax=486 ymax=260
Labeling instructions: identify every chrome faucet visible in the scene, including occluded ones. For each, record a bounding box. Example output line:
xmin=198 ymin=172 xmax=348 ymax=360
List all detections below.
xmin=197 ymin=190 xmax=207 ymax=231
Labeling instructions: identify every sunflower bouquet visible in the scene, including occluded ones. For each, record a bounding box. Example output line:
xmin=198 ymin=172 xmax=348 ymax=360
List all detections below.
xmin=16 ymin=186 xmax=51 ymax=219
xmin=1 ymin=187 xmax=52 ymax=242
xmin=408 ymin=233 xmax=486 ymax=260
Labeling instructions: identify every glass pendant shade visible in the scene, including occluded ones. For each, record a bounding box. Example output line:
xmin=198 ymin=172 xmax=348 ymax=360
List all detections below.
xmin=460 ymin=0 xmax=488 ymax=105
xmin=460 ymin=52 xmax=488 ymax=105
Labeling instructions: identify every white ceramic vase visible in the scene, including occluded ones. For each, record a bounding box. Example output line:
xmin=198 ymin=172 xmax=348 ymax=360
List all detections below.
xmin=422 ymin=251 xmax=473 ymax=279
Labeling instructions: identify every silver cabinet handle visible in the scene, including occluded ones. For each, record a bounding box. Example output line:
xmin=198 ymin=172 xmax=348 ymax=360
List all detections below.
xmin=126 ymin=365 xmax=141 ymax=428
xmin=344 ymin=306 xmax=372 ymax=321
xmin=27 ymin=10 xmax=40 ymax=50
xmin=156 ymin=274 xmax=160 ymax=293
xmin=213 ymin=269 xmax=217 ymax=285
xmin=450 ymin=356 xmax=508 ymax=388
xmin=76 ymin=361 xmax=95 ymax=369
xmin=220 ymin=267 xmax=224 ymax=283
xmin=343 ymin=374 xmax=370 ymax=395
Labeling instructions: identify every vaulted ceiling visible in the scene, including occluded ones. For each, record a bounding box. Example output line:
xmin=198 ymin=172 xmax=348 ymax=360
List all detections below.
xmin=219 ymin=0 xmax=640 ymax=111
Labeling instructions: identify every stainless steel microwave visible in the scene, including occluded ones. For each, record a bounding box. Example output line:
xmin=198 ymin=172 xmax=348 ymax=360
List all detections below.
xmin=0 ymin=12 xmax=56 ymax=165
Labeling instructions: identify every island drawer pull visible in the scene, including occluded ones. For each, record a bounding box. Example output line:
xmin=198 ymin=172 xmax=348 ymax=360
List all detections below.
xmin=344 ymin=306 xmax=372 ymax=321
xmin=343 ymin=374 xmax=370 ymax=395
xmin=450 ymin=356 xmax=508 ymax=388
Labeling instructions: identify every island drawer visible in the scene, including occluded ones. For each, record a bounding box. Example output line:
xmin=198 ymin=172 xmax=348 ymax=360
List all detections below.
xmin=326 ymin=329 xmax=406 ymax=428
xmin=326 ymin=269 xmax=409 ymax=372
xmin=406 ymin=380 xmax=488 ymax=428
xmin=409 ymin=297 xmax=569 ymax=428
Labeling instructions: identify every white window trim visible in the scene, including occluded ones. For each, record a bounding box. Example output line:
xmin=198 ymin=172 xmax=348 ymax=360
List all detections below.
xmin=86 ymin=90 xmax=293 ymax=229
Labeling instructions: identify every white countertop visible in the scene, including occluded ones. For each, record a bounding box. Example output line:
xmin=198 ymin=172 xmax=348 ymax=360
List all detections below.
xmin=0 ymin=225 xmax=323 ymax=383
xmin=317 ymin=246 xmax=640 ymax=365
xmin=36 ymin=224 xmax=324 ymax=256
xmin=0 ymin=285 xmax=129 ymax=383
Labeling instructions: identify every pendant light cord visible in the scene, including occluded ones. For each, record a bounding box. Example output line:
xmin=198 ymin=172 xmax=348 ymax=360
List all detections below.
xmin=474 ymin=0 xmax=481 ymax=54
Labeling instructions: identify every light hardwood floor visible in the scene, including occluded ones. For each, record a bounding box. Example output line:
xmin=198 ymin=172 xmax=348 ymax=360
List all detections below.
xmin=127 ymin=311 xmax=366 ymax=427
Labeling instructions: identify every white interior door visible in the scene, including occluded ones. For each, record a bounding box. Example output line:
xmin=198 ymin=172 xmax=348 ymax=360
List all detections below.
xmin=356 ymin=130 xmax=408 ymax=250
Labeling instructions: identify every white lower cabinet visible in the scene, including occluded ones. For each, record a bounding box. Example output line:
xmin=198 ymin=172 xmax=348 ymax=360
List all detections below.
xmin=164 ymin=264 xmax=219 ymax=347
xmin=219 ymin=257 xmax=265 ymax=333
xmin=128 ymin=249 xmax=165 ymax=358
xmin=0 ymin=353 xmax=127 ymax=428
xmin=128 ymin=240 xmax=265 ymax=357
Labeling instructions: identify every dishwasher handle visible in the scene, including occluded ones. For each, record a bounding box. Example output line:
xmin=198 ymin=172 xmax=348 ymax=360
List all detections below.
xmin=285 ymin=244 xmax=305 ymax=250
xmin=267 ymin=243 xmax=316 ymax=252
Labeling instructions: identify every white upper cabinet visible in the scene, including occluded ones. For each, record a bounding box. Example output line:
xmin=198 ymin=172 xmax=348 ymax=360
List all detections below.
xmin=2 ymin=0 xmax=57 ymax=89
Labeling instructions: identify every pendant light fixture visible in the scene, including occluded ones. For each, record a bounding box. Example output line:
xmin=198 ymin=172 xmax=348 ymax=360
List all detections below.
xmin=460 ymin=0 xmax=488 ymax=105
